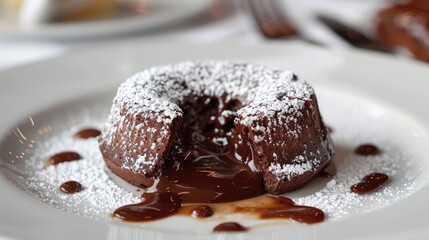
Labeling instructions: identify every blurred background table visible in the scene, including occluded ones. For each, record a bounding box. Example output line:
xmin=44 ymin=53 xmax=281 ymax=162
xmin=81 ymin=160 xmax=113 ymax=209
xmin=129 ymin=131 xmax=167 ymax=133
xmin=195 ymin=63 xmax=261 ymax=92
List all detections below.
xmin=0 ymin=0 xmax=427 ymax=70
xmin=0 ymin=0 xmax=252 ymax=70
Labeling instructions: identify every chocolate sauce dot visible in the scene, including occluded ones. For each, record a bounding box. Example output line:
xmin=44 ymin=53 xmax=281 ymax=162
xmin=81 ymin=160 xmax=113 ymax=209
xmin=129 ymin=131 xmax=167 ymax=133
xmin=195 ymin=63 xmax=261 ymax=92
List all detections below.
xmin=355 ymin=144 xmax=380 ymax=156
xmin=48 ymin=151 xmax=82 ymax=166
xmin=350 ymin=173 xmax=389 ymax=194
xmin=60 ymin=181 xmax=83 ymax=194
xmin=318 ymin=170 xmax=333 ymax=178
xmin=213 ymin=222 xmax=247 ymax=232
xmin=192 ymin=205 xmax=214 ymax=218
xmin=74 ymin=128 xmax=101 ymax=139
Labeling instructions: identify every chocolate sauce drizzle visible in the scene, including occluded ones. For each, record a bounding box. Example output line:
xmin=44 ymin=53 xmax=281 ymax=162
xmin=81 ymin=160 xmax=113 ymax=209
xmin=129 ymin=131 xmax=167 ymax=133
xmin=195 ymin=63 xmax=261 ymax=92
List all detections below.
xmin=74 ymin=128 xmax=101 ymax=139
xmin=355 ymin=144 xmax=380 ymax=156
xmin=48 ymin=151 xmax=82 ymax=166
xmin=60 ymin=181 xmax=83 ymax=194
xmin=234 ymin=196 xmax=325 ymax=224
xmin=114 ymin=192 xmax=181 ymax=221
xmin=350 ymin=173 xmax=389 ymax=195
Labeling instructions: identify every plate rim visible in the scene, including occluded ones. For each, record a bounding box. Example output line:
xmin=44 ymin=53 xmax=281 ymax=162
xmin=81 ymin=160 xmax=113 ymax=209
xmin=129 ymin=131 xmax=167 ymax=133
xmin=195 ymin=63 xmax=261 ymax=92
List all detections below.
xmin=0 ymin=0 xmax=212 ymax=40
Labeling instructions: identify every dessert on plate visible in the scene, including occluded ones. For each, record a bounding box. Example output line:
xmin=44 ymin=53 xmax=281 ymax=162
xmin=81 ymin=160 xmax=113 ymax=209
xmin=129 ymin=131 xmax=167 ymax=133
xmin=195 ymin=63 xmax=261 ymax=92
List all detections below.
xmin=377 ymin=0 xmax=429 ymax=62
xmin=99 ymin=61 xmax=334 ymax=201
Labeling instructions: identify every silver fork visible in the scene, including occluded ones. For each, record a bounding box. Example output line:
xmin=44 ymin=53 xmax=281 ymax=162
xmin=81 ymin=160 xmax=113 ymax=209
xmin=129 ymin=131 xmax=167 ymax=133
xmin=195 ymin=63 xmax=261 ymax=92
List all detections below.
xmin=246 ymin=0 xmax=296 ymax=39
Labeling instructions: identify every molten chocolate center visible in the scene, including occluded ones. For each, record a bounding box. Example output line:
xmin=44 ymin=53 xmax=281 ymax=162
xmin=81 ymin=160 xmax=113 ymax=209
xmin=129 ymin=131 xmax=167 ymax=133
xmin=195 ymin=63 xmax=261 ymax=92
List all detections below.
xmin=148 ymin=97 xmax=264 ymax=203
xmin=114 ymin=97 xmax=265 ymax=221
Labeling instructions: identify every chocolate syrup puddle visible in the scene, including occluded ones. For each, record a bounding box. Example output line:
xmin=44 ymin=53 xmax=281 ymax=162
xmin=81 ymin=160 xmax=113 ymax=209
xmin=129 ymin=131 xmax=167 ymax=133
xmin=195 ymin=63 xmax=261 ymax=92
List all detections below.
xmin=113 ymin=97 xmax=324 ymax=223
xmin=48 ymin=151 xmax=82 ymax=166
xmin=351 ymin=173 xmax=389 ymax=194
xmin=74 ymin=128 xmax=101 ymax=139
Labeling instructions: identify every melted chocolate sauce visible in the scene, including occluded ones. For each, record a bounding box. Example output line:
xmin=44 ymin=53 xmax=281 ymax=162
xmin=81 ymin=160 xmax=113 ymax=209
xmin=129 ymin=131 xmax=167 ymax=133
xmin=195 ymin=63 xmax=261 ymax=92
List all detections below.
xmin=114 ymin=192 xmax=181 ymax=221
xmin=48 ymin=151 xmax=82 ymax=166
xmin=74 ymin=128 xmax=101 ymax=139
xmin=113 ymin=96 xmax=324 ymax=223
xmin=355 ymin=144 xmax=380 ymax=156
xmin=150 ymin=149 xmax=263 ymax=203
xmin=192 ymin=205 xmax=214 ymax=218
xmin=213 ymin=222 xmax=247 ymax=232
xmin=234 ymin=196 xmax=324 ymax=224
xmin=350 ymin=173 xmax=389 ymax=194
xmin=114 ymin=97 xmax=264 ymax=221
xmin=60 ymin=181 xmax=83 ymax=194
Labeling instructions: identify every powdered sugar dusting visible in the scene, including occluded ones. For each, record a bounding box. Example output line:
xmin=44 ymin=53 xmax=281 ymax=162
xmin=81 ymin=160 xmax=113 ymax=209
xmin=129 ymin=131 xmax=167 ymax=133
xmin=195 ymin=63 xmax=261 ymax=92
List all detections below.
xmin=268 ymin=153 xmax=325 ymax=182
xmin=295 ymin=148 xmax=410 ymax=219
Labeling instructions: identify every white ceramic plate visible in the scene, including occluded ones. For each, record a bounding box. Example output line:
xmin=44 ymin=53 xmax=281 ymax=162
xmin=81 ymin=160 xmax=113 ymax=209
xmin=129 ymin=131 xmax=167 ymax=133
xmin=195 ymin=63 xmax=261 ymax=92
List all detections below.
xmin=1 ymin=41 xmax=429 ymax=240
xmin=0 ymin=0 xmax=211 ymax=40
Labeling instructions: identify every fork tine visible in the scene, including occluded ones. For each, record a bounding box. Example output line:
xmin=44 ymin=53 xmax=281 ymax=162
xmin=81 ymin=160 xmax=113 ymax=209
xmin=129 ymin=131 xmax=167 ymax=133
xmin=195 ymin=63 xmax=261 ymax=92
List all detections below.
xmin=247 ymin=0 xmax=285 ymax=38
xmin=266 ymin=0 xmax=295 ymax=36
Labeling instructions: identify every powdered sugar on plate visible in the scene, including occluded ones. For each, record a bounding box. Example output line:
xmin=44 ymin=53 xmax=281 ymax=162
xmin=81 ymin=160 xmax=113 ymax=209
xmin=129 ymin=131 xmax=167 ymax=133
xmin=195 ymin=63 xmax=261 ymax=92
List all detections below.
xmin=291 ymin=87 xmax=425 ymax=220
xmin=24 ymin=122 xmax=141 ymax=221
xmin=2 ymin=85 xmax=426 ymax=225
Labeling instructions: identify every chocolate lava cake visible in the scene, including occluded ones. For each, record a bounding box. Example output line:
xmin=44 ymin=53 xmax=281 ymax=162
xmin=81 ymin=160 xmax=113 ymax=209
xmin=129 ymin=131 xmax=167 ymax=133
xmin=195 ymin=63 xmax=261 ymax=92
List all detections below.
xmin=377 ymin=0 xmax=429 ymax=62
xmin=99 ymin=61 xmax=334 ymax=195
